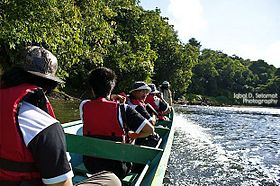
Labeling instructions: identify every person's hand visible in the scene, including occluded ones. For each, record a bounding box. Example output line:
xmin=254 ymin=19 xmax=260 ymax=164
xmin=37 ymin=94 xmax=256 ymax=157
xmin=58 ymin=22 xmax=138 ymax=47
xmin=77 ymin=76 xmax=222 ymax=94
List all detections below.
xmin=155 ymin=93 xmax=163 ymax=99
xmin=111 ymin=94 xmax=126 ymax=103
xmin=128 ymin=131 xmax=140 ymax=139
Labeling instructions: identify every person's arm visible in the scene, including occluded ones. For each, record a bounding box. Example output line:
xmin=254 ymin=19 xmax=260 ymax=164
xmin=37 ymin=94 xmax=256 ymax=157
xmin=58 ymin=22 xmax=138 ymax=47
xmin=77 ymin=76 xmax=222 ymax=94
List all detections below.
xmin=159 ymin=101 xmax=171 ymax=115
xmin=124 ymin=105 xmax=154 ymax=139
xmin=150 ymin=115 xmax=157 ymax=125
xmin=154 ymin=94 xmax=171 ymax=115
xmin=134 ymin=105 xmax=156 ymax=125
xmin=128 ymin=121 xmax=154 ymax=139
xmin=44 ymin=178 xmax=72 ymax=186
xmin=110 ymin=93 xmax=126 ymax=103
xmin=18 ymin=102 xmax=73 ymax=185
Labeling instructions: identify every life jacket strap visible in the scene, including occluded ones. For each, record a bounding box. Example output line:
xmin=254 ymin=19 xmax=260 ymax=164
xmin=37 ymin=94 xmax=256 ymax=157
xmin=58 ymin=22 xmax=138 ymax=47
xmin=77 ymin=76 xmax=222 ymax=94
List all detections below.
xmin=0 ymin=179 xmax=42 ymax=186
xmin=120 ymin=103 xmax=130 ymax=143
xmin=0 ymin=157 xmax=38 ymax=172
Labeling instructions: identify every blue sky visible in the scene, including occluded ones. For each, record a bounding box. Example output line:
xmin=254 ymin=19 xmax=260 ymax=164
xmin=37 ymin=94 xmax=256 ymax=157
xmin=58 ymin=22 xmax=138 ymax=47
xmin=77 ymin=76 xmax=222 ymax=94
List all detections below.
xmin=140 ymin=0 xmax=280 ymax=68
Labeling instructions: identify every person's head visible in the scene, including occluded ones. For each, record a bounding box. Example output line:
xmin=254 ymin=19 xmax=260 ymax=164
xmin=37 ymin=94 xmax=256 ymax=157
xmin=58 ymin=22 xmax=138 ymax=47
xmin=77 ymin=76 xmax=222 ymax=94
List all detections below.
xmin=161 ymin=81 xmax=170 ymax=89
xmin=148 ymin=83 xmax=160 ymax=95
xmin=88 ymin=67 xmax=116 ymax=98
xmin=130 ymin=81 xmax=151 ymax=101
xmin=1 ymin=46 xmax=63 ymax=93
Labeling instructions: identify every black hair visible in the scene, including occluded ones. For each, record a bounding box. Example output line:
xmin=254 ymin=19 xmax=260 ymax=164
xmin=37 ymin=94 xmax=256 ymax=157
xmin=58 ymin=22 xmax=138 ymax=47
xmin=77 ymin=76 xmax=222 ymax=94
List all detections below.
xmin=88 ymin=67 xmax=116 ymax=98
xmin=0 ymin=67 xmax=58 ymax=94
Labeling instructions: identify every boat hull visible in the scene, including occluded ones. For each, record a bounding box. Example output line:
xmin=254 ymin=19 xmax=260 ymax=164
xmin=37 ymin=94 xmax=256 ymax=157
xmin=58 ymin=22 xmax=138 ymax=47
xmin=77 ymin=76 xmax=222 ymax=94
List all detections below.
xmin=62 ymin=108 xmax=175 ymax=185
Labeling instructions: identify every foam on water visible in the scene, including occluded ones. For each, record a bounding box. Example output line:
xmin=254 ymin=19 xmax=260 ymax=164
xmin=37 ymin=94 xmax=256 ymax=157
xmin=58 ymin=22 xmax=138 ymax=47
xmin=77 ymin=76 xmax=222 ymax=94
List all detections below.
xmin=167 ymin=107 xmax=280 ymax=186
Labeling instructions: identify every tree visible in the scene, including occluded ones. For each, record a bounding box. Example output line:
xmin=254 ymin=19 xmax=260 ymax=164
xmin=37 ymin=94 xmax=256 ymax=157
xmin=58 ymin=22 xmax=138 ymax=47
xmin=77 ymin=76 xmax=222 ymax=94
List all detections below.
xmin=248 ymin=59 xmax=276 ymax=85
xmin=0 ymin=0 xmax=115 ymax=87
xmin=188 ymin=38 xmax=201 ymax=49
xmin=103 ymin=1 xmax=157 ymax=92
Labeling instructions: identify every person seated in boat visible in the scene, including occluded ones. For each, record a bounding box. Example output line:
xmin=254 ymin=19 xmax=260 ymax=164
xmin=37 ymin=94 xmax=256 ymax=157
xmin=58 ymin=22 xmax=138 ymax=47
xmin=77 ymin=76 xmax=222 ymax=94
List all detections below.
xmin=80 ymin=67 xmax=154 ymax=179
xmin=0 ymin=46 xmax=121 ymax=186
xmin=159 ymin=81 xmax=173 ymax=106
xmin=126 ymin=81 xmax=157 ymax=125
xmin=145 ymin=83 xmax=171 ymax=121
xmin=126 ymin=81 xmax=161 ymax=148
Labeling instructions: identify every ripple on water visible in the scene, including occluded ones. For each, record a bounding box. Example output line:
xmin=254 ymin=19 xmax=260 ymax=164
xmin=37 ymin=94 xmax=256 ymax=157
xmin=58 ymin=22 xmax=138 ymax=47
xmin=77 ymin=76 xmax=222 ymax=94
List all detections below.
xmin=167 ymin=106 xmax=280 ymax=185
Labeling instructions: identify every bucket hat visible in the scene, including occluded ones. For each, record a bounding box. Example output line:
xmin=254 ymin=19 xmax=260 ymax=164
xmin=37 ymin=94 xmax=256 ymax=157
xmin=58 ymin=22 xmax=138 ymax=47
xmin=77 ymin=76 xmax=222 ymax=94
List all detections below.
xmin=161 ymin=81 xmax=170 ymax=89
xmin=129 ymin=81 xmax=151 ymax=93
xmin=22 ymin=46 xmax=64 ymax=83
xmin=162 ymin=81 xmax=170 ymax=86
xmin=148 ymin=83 xmax=160 ymax=94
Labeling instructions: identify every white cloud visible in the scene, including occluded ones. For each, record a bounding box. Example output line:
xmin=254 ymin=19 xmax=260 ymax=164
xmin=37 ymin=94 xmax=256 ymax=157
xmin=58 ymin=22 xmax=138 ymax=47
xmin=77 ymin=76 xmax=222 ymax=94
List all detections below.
xmin=167 ymin=0 xmax=207 ymax=42
xmin=161 ymin=0 xmax=279 ymax=68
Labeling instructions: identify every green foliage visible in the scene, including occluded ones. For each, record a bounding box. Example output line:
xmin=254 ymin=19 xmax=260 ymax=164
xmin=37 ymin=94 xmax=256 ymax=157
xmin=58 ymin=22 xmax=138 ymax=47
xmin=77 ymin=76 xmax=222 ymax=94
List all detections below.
xmin=274 ymin=68 xmax=280 ymax=77
xmin=188 ymin=38 xmax=201 ymax=49
xmin=1 ymin=0 xmax=278 ymax=106
xmin=1 ymin=0 xmax=115 ymax=81
xmin=187 ymin=47 xmax=278 ymax=106
xmin=249 ymin=60 xmax=276 ymax=85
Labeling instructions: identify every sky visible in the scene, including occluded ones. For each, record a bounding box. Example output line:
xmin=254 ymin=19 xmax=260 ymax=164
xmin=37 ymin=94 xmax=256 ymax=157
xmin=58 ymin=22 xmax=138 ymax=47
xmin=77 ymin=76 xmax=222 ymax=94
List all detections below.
xmin=139 ymin=0 xmax=280 ymax=68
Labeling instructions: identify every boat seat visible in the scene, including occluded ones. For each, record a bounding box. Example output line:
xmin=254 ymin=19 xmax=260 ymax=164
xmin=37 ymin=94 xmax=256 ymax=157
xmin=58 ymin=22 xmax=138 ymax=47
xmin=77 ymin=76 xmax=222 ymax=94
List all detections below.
xmin=65 ymin=134 xmax=163 ymax=185
xmin=72 ymin=163 xmax=139 ymax=185
xmin=156 ymin=119 xmax=172 ymax=128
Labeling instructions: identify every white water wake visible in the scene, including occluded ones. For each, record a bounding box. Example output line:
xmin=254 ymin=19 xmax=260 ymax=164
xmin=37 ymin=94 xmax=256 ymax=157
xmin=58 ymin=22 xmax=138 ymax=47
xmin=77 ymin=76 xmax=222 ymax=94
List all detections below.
xmin=168 ymin=112 xmax=280 ymax=186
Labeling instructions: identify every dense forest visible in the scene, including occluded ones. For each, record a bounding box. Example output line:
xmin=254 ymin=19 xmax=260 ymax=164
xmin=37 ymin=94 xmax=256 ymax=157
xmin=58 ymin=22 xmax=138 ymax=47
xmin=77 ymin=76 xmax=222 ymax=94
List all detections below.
xmin=1 ymin=0 xmax=279 ymax=106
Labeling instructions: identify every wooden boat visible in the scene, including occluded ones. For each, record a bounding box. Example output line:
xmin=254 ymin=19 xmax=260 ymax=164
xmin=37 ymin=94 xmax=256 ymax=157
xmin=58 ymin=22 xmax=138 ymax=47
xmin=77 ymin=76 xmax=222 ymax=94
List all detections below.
xmin=62 ymin=108 xmax=175 ymax=186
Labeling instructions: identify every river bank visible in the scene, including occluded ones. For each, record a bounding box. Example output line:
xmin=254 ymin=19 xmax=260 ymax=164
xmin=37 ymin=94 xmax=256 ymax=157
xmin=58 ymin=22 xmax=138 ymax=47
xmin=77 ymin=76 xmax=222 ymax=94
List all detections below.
xmin=175 ymin=94 xmax=280 ymax=108
xmin=49 ymin=90 xmax=279 ymax=110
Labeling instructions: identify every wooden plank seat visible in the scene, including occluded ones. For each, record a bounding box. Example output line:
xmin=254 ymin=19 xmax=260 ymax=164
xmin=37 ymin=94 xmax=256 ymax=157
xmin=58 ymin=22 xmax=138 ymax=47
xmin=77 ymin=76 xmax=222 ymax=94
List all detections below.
xmin=65 ymin=133 xmax=163 ymax=185
xmin=72 ymin=162 xmax=139 ymax=185
xmin=156 ymin=119 xmax=172 ymax=128
xmin=155 ymin=126 xmax=170 ymax=137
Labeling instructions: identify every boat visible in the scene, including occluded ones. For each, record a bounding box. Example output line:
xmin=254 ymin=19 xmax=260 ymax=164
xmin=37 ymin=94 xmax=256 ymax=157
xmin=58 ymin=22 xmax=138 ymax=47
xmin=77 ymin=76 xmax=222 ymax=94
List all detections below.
xmin=62 ymin=108 xmax=175 ymax=186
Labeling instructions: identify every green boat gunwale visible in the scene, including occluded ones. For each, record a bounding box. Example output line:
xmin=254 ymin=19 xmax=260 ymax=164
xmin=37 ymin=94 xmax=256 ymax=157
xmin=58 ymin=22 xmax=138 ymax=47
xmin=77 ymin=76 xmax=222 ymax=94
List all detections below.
xmin=62 ymin=108 xmax=175 ymax=186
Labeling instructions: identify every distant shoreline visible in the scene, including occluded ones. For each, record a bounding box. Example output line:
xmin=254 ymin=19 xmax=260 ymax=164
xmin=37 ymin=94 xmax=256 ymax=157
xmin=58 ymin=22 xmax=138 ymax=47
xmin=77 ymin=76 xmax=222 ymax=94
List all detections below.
xmin=174 ymin=101 xmax=280 ymax=109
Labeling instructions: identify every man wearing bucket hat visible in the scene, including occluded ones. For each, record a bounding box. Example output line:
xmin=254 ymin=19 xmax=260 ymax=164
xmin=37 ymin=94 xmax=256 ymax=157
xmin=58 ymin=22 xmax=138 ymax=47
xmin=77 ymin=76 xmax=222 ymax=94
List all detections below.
xmin=0 ymin=46 xmax=121 ymax=186
xmin=127 ymin=81 xmax=161 ymax=146
xmin=145 ymin=83 xmax=171 ymax=121
xmin=127 ymin=81 xmax=156 ymax=125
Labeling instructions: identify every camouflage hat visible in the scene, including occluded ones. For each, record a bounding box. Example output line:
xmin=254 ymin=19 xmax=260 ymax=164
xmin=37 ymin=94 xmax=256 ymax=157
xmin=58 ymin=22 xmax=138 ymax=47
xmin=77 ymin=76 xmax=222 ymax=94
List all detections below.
xmin=22 ymin=46 xmax=64 ymax=83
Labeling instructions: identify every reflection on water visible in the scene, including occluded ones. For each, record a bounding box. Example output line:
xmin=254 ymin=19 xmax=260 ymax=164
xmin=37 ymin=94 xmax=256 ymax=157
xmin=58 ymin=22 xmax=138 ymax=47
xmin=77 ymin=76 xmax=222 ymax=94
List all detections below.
xmin=168 ymin=105 xmax=280 ymax=186
xmin=50 ymin=98 xmax=81 ymax=123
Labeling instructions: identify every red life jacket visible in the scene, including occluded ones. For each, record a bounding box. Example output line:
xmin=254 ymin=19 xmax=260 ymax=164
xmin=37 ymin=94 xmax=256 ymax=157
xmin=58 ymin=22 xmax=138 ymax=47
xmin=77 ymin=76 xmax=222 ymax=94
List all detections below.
xmin=129 ymin=98 xmax=146 ymax=108
xmin=0 ymin=83 xmax=55 ymax=181
xmin=145 ymin=94 xmax=165 ymax=120
xmin=145 ymin=94 xmax=159 ymax=111
xmin=82 ymin=97 xmax=124 ymax=139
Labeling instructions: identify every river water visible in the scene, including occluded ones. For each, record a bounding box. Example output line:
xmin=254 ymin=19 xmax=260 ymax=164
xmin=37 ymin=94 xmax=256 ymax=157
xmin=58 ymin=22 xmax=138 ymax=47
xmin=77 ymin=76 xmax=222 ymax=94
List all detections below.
xmin=51 ymin=99 xmax=280 ymax=186
xmin=167 ymin=105 xmax=280 ymax=186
